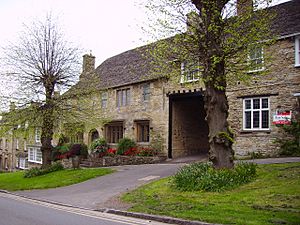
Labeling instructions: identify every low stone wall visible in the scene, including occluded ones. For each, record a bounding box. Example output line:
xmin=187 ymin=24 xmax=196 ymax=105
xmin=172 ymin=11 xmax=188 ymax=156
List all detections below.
xmin=84 ymin=155 xmax=167 ymax=167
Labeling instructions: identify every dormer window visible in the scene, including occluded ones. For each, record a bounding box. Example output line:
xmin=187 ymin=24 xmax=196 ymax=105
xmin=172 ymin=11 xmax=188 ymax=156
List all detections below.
xmin=248 ymin=46 xmax=264 ymax=73
xmin=295 ymin=36 xmax=300 ymax=67
xmin=180 ymin=61 xmax=201 ymax=83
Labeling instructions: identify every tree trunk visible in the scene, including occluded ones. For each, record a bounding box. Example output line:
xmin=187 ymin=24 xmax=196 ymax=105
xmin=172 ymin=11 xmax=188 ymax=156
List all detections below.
xmin=204 ymin=86 xmax=234 ymax=169
xmin=191 ymin=0 xmax=234 ymax=169
xmin=41 ymin=85 xmax=55 ymax=168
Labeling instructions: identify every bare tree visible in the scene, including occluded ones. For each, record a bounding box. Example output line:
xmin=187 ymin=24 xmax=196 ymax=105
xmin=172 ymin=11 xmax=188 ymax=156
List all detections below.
xmin=2 ymin=15 xmax=81 ymax=167
xmin=144 ymin=0 xmax=274 ymax=168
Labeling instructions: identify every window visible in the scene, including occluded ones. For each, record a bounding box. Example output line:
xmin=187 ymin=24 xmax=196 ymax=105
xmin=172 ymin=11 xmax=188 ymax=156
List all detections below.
xmin=19 ymin=157 xmax=28 ymax=169
xmin=243 ymin=97 xmax=270 ymax=130
xmin=24 ymin=139 xmax=27 ymax=151
xmin=28 ymin=147 xmax=42 ymax=163
xmin=16 ymin=139 xmax=19 ymax=150
xmin=142 ymin=84 xmax=150 ymax=101
xmin=105 ymin=121 xmax=124 ymax=143
xmin=295 ymin=36 xmax=300 ymax=67
xmin=101 ymin=92 xmax=108 ymax=108
xmin=70 ymin=132 xmax=84 ymax=143
xmin=117 ymin=88 xmax=130 ymax=107
xmin=180 ymin=61 xmax=201 ymax=83
xmin=136 ymin=120 xmax=150 ymax=142
xmin=5 ymin=139 xmax=8 ymax=149
xmin=35 ymin=128 xmax=41 ymax=144
xmin=248 ymin=46 xmax=264 ymax=72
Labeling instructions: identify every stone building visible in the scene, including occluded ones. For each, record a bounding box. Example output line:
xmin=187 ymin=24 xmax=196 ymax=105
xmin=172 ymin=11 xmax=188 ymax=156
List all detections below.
xmin=1 ymin=1 xmax=299 ymax=171
xmin=66 ymin=0 xmax=300 ymax=159
xmin=0 ymin=111 xmax=42 ymax=171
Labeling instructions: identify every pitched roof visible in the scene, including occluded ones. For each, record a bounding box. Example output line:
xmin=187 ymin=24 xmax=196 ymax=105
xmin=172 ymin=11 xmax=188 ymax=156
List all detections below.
xmin=71 ymin=0 xmax=300 ymax=92
xmin=270 ymin=0 xmax=300 ymax=37
xmin=95 ymin=44 xmax=160 ymax=89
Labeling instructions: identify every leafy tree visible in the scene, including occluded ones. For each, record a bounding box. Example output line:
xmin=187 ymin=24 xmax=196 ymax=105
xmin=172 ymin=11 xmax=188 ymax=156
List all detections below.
xmin=144 ymin=0 xmax=273 ymax=168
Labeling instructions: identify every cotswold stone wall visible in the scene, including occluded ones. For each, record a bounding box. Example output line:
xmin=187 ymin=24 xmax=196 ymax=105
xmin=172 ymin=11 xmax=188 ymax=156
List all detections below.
xmin=227 ymin=38 xmax=300 ymax=157
xmin=80 ymin=155 xmax=167 ymax=167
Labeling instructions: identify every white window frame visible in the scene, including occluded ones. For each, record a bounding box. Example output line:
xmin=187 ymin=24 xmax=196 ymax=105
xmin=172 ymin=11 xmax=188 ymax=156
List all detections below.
xmin=295 ymin=36 xmax=300 ymax=67
xmin=243 ymin=97 xmax=270 ymax=131
xmin=28 ymin=146 xmax=42 ymax=164
xmin=19 ymin=157 xmax=28 ymax=169
xmin=180 ymin=62 xmax=200 ymax=83
xmin=248 ymin=46 xmax=265 ymax=73
xmin=16 ymin=139 xmax=19 ymax=149
xmin=35 ymin=128 xmax=41 ymax=144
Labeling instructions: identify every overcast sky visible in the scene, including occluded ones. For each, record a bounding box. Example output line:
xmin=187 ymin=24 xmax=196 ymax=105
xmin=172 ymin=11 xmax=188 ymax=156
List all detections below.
xmin=0 ymin=0 xmax=289 ymax=66
xmin=0 ymin=0 xmax=150 ymax=66
xmin=0 ymin=0 xmax=290 ymax=108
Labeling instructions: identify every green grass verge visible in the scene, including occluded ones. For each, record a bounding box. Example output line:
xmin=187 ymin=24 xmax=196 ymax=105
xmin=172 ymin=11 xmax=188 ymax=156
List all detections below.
xmin=0 ymin=168 xmax=114 ymax=191
xmin=122 ymin=163 xmax=300 ymax=225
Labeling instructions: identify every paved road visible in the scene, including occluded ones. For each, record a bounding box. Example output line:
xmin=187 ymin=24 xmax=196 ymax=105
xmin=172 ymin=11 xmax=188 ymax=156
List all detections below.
xmin=14 ymin=157 xmax=300 ymax=210
xmin=0 ymin=192 xmax=170 ymax=225
xmin=15 ymin=163 xmax=185 ymax=210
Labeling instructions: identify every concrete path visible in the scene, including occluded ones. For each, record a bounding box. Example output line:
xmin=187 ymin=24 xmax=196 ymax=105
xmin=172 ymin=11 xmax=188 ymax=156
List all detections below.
xmin=14 ymin=157 xmax=300 ymax=210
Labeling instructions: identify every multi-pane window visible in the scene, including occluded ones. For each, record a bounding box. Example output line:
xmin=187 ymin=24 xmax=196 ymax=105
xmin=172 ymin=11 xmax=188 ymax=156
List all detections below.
xmin=101 ymin=92 xmax=108 ymax=108
xmin=35 ymin=128 xmax=41 ymax=144
xmin=136 ymin=120 xmax=150 ymax=142
xmin=70 ymin=132 xmax=84 ymax=143
xmin=28 ymin=147 xmax=42 ymax=164
xmin=16 ymin=139 xmax=19 ymax=150
xmin=105 ymin=122 xmax=124 ymax=143
xmin=142 ymin=84 xmax=150 ymax=101
xmin=19 ymin=157 xmax=28 ymax=169
xmin=248 ymin=46 xmax=264 ymax=72
xmin=180 ymin=61 xmax=200 ymax=83
xmin=117 ymin=88 xmax=130 ymax=107
xmin=295 ymin=36 xmax=300 ymax=67
xmin=243 ymin=97 xmax=270 ymax=130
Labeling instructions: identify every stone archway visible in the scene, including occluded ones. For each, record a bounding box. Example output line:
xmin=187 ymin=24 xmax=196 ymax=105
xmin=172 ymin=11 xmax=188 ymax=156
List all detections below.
xmin=168 ymin=91 xmax=209 ymax=158
xmin=89 ymin=129 xmax=99 ymax=144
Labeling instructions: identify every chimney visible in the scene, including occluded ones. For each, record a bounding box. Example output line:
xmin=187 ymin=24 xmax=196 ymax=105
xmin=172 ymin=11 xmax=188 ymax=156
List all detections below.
xmin=82 ymin=53 xmax=95 ymax=74
xmin=237 ymin=0 xmax=253 ymax=15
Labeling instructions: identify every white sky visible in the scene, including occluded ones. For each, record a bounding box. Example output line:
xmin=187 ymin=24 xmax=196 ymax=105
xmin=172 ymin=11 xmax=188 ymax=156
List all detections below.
xmin=0 ymin=0 xmax=290 ymax=108
xmin=0 ymin=0 xmax=289 ymax=66
xmin=0 ymin=0 xmax=150 ymax=66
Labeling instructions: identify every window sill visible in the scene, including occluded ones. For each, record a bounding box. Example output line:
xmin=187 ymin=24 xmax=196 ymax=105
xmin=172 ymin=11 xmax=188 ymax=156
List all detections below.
xmin=28 ymin=160 xmax=42 ymax=164
xmin=240 ymin=129 xmax=271 ymax=134
xmin=247 ymin=68 xmax=265 ymax=74
xmin=294 ymin=64 xmax=300 ymax=68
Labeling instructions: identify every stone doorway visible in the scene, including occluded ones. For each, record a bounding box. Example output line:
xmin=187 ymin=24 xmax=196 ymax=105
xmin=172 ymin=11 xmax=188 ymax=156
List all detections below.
xmin=168 ymin=92 xmax=209 ymax=158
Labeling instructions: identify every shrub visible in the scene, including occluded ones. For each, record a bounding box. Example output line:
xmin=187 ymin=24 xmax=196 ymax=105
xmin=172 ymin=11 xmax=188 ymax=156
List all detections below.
xmin=117 ymin=138 xmax=136 ymax=155
xmin=172 ymin=162 xmax=257 ymax=192
xmin=90 ymin=138 xmax=108 ymax=155
xmin=24 ymin=162 xmax=64 ymax=178
xmin=276 ymin=121 xmax=300 ymax=156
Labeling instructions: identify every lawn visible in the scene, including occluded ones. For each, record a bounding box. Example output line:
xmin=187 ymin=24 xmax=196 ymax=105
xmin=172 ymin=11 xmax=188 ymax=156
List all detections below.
xmin=0 ymin=168 xmax=114 ymax=191
xmin=122 ymin=162 xmax=300 ymax=225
